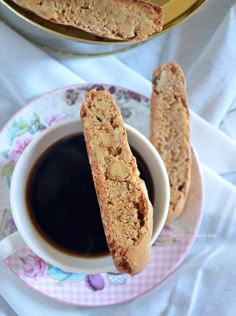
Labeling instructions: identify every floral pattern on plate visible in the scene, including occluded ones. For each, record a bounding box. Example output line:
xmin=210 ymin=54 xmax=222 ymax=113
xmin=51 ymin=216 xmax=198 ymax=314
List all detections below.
xmin=0 ymin=84 xmax=203 ymax=306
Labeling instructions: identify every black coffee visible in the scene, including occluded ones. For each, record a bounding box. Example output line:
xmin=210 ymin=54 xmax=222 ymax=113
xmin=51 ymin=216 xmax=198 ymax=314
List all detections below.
xmin=26 ymin=133 xmax=154 ymax=258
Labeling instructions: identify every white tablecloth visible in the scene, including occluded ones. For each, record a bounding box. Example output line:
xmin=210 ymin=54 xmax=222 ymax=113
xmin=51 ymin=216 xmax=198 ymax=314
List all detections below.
xmin=1 ymin=0 xmax=236 ymax=315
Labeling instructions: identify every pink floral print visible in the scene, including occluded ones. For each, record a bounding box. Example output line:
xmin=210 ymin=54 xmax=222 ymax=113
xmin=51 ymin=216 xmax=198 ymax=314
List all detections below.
xmin=44 ymin=114 xmax=67 ymax=127
xmin=8 ymin=135 xmax=32 ymax=165
xmin=21 ymin=255 xmax=47 ymax=278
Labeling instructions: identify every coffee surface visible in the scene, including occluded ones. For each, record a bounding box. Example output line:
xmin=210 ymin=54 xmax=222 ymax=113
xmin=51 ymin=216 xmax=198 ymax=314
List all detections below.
xmin=26 ymin=133 xmax=154 ymax=257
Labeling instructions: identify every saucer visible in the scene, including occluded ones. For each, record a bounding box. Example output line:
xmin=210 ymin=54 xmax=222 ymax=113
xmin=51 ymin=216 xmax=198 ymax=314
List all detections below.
xmin=0 ymin=83 xmax=203 ymax=306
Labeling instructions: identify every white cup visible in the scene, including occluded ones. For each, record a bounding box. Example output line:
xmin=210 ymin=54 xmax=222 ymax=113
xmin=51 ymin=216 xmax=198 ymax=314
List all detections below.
xmin=0 ymin=118 xmax=170 ymax=274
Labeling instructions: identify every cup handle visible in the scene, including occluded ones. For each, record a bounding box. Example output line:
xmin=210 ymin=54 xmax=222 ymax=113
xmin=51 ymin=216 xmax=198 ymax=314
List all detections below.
xmin=0 ymin=231 xmax=25 ymax=259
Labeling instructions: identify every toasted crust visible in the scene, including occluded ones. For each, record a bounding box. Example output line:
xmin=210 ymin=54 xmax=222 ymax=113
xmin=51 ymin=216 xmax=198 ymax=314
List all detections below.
xmin=150 ymin=62 xmax=192 ymax=225
xmin=80 ymin=90 xmax=153 ymax=275
xmin=13 ymin=0 xmax=163 ymax=41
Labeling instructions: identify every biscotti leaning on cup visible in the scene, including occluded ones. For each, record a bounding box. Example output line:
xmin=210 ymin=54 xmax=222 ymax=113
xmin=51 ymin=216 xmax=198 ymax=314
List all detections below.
xmin=80 ymin=90 xmax=153 ymax=275
xmin=12 ymin=0 xmax=163 ymax=41
xmin=150 ymin=62 xmax=192 ymax=225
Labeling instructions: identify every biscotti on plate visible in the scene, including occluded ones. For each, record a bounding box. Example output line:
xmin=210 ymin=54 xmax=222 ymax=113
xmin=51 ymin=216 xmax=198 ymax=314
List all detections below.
xmin=80 ymin=89 xmax=153 ymax=275
xmin=150 ymin=62 xmax=192 ymax=225
xmin=12 ymin=0 xmax=163 ymax=41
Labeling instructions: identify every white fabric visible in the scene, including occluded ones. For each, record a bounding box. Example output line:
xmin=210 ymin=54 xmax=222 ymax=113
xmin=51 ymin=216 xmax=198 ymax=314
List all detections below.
xmin=1 ymin=0 xmax=236 ymax=314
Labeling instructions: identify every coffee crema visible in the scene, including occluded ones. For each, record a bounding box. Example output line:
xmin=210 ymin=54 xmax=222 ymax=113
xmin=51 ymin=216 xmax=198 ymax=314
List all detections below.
xmin=26 ymin=133 xmax=154 ymax=258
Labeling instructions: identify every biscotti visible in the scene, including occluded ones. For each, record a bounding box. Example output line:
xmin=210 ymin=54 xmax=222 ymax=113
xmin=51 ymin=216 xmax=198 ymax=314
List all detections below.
xmin=80 ymin=90 xmax=153 ymax=275
xmin=150 ymin=62 xmax=192 ymax=225
xmin=12 ymin=0 xmax=163 ymax=41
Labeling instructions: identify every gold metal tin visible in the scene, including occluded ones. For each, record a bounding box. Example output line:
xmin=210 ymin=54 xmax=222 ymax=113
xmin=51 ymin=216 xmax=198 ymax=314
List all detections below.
xmin=0 ymin=0 xmax=207 ymax=56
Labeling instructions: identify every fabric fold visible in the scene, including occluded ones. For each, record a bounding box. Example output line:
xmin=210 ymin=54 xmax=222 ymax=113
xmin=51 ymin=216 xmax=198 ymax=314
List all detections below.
xmin=187 ymin=4 xmax=236 ymax=126
xmin=190 ymin=111 xmax=236 ymax=174
xmin=0 ymin=22 xmax=86 ymax=128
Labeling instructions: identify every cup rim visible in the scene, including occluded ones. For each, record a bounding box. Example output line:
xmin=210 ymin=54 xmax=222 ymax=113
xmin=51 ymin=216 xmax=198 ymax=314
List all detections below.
xmin=10 ymin=118 xmax=170 ymax=273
